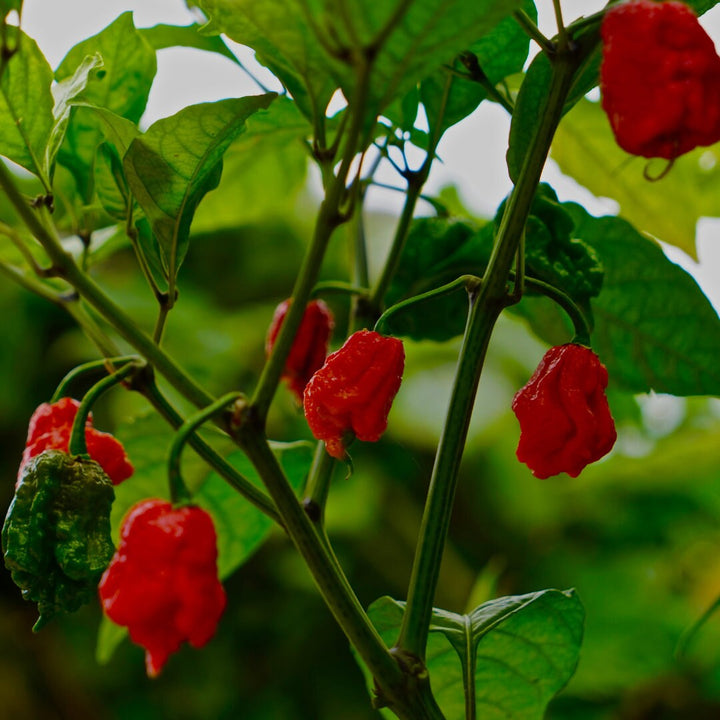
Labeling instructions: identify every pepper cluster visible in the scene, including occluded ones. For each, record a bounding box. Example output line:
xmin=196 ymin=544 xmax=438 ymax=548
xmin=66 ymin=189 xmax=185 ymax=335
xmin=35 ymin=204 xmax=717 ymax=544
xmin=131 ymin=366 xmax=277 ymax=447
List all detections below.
xmin=99 ymin=499 xmax=226 ymax=677
xmin=600 ymin=0 xmax=720 ymax=159
xmin=19 ymin=398 xmax=134 ymax=486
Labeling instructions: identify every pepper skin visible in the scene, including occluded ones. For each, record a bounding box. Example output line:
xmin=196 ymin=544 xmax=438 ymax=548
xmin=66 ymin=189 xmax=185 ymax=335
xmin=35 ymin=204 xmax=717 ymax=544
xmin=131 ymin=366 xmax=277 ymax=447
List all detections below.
xmin=99 ymin=499 xmax=226 ymax=677
xmin=303 ymin=329 xmax=405 ymax=459
xmin=266 ymin=298 xmax=334 ymax=403
xmin=600 ymin=0 xmax=720 ymax=159
xmin=18 ymin=397 xmax=133 ymax=486
xmin=2 ymin=450 xmax=115 ymax=629
xmin=512 ymin=344 xmax=617 ymax=478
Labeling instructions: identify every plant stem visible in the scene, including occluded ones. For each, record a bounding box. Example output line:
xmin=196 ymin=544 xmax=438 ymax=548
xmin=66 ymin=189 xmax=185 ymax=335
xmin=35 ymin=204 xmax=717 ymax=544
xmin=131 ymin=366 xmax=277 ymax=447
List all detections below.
xmin=302 ymin=441 xmax=335 ymax=526
xmin=236 ymin=421 xmax=445 ymax=720
xmin=396 ymin=46 xmax=580 ymax=661
xmin=51 ymin=355 xmax=140 ymax=402
xmin=68 ymin=361 xmax=139 ymax=456
xmin=167 ymin=392 xmax=245 ymax=505
xmin=513 ymin=9 xmax=556 ymax=55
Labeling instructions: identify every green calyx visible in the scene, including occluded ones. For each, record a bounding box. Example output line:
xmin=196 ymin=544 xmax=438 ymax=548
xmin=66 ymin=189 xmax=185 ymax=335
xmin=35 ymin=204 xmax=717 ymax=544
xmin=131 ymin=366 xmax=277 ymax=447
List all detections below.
xmin=2 ymin=450 xmax=115 ymax=630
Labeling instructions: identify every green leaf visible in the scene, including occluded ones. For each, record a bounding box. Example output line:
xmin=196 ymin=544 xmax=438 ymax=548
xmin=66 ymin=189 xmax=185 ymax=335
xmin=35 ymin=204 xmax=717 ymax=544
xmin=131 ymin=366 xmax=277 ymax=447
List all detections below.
xmin=0 ymin=28 xmax=54 ymax=185
xmin=140 ymin=22 xmax=242 ymax=65
xmin=367 ymin=589 xmax=584 ymax=720
xmin=55 ymin=12 xmax=157 ymax=201
xmin=568 ymin=205 xmax=720 ymax=396
xmin=123 ymin=93 xmax=276 ymax=277
xmin=420 ymin=0 xmax=534 ymax=135
xmin=195 ymin=0 xmax=337 ymax=121
xmin=551 ymin=97 xmax=720 ymax=259
xmin=0 ymin=0 xmax=22 ymax=16
xmin=47 ymin=53 xmax=105 ymax=176
xmin=383 ymin=217 xmax=491 ymax=342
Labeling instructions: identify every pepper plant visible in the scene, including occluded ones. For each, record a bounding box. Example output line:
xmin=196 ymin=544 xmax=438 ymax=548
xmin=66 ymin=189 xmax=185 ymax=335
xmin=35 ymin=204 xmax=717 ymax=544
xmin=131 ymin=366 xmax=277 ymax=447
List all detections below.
xmin=2 ymin=0 xmax=720 ymax=718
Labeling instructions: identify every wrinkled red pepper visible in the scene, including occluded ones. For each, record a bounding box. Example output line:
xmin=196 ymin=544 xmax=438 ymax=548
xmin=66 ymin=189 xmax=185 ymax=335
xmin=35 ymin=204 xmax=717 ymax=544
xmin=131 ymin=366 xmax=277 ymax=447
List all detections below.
xmin=600 ymin=0 xmax=720 ymax=159
xmin=98 ymin=499 xmax=226 ymax=677
xmin=18 ymin=398 xmax=133 ymax=486
xmin=266 ymin=298 xmax=334 ymax=403
xmin=512 ymin=344 xmax=617 ymax=479
xmin=303 ymin=329 xmax=405 ymax=459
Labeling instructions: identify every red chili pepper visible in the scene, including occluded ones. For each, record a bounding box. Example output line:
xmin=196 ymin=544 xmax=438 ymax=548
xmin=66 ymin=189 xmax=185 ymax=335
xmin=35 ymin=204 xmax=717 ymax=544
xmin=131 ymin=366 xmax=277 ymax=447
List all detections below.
xmin=98 ymin=499 xmax=226 ymax=677
xmin=303 ymin=329 xmax=405 ymax=459
xmin=18 ymin=398 xmax=133 ymax=486
xmin=512 ymin=344 xmax=617 ymax=479
xmin=266 ymin=299 xmax=334 ymax=403
xmin=600 ymin=0 xmax=720 ymax=159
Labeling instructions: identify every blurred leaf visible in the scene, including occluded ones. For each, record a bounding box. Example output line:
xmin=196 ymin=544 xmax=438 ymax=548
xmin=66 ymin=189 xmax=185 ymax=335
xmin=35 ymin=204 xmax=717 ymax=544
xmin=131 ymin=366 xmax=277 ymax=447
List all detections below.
xmin=123 ymin=93 xmax=276 ymax=278
xmin=140 ymin=22 xmax=241 ymax=65
xmin=55 ymin=12 xmax=157 ymax=201
xmin=420 ymin=0 xmax=534 ymax=135
xmin=568 ymin=204 xmax=720 ymax=396
xmin=383 ymin=217 xmax=490 ymax=341
xmin=551 ymin=97 xmax=720 ymax=259
xmin=195 ymin=0 xmax=337 ymax=121
xmin=0 ymin=28 xmax=53 ymax=184
xmin=0 ymin=0 xmax=21 ymax=15
xmin=367 ymin=589 xmax=584 ymax=720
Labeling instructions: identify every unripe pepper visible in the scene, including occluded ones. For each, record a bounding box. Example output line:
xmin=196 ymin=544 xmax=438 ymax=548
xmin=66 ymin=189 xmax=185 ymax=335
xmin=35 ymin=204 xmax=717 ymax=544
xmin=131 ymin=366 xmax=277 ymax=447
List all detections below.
xmin=303 ymin=329 xmax=405 ymax=459
xmin=2 ymin=450 xmax=115 ymax=629
xmin=512 ymin=344 xmax=617 ymax=479
xmin=266 ymin=298 xmax=334 ymax=403
xmin=600 ymin=0 xmax=720 ymax=159
xmin=19 ymin=397 xmax=134 ymax=486
xmin=99 ymin=499 xmax=226 ymax=677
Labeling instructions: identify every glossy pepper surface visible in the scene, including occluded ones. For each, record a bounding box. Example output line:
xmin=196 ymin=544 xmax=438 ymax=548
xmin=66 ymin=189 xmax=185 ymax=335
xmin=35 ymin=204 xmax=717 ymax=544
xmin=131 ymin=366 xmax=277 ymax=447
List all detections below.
xmin=266 ymin=298 xmax=334 ymax=403
xmin=303 ymin=329 xmax=405 ymax=459
xmin=512 ymin=344 xmax=616 ymax=479
xmin=99 ymin=499 xmax=226 ymax=677
xmin=19 ymin=397 xmax=134 ymax=486
xmin=600 ymin=0 xmax=720 ymax=159
xmin=3 ymin=450 xmax=115 ymax=629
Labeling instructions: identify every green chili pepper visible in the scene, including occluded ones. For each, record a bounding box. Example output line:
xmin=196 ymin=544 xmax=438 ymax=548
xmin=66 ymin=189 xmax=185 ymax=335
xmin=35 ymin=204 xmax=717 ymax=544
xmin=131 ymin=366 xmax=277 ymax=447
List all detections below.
xmin=2 ymin=449 xmax=115 ymax=630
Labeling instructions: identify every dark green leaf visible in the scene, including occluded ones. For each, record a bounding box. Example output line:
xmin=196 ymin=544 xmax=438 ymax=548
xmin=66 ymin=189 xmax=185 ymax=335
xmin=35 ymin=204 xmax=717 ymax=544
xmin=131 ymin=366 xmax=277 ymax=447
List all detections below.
xmin=384 ymin=217 xmax=491 ymax=341
xmin=140 ymin=22 xmax=241 ymax=65
xmin=568 ymin=205 xmax=720 ymax=396
xmin=0 ymin=0 xmax=22 ymax=16
xmin=195 ymin=0 xmax=336 ymax=121
xmin=123 ymin=93 xmax=276 ymax=277
xmin=367 ymin=589 xmax=584 ymax=720
xmin=0 ymin=28 xmax=53 ymax=185
xmin=420 ymin=0 xmax=534 ymax=135
xmin=55 ymin=12 xmax=157 ymax=201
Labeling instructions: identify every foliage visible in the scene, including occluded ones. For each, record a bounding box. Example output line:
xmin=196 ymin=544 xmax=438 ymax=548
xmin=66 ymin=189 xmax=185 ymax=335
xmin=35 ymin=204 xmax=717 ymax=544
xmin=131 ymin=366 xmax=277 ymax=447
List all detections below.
xmin=1 ymin=1 xmax=720 ymax=719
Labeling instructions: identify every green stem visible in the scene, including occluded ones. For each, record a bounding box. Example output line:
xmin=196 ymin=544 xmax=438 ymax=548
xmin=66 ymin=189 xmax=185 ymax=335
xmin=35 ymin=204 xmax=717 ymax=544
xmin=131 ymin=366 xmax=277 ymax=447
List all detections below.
xmin=137 ymin=372 xmax=280 ymax=524
xmin=396 ymin=46 xmax=580 ymax=660
xmin=513 ymin=9 xmax=555 ymax=55
xmin=167 ymin=392 xmax=245 ymax=505
xmin=68 ymin=361 xmax=139 ymax=456
xmin=236 ymin=423 xmax=444 ymax=720
xmin=302 ymin=441 xmax=335 ymax=526
xmin=51 ymin=355 xmax=140 ymax=403
xmin=311 ymin=280 xmax=368 ymax=299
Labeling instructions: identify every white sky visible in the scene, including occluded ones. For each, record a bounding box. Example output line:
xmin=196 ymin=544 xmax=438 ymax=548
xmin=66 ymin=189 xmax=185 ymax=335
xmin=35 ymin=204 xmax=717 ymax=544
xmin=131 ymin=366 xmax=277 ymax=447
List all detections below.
xmin=14 ymin=0 xmax=720 ymax=308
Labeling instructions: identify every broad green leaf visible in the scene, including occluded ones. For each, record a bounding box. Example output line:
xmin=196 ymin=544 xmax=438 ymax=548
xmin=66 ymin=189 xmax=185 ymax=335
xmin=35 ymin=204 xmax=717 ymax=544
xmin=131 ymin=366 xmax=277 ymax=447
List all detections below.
xmin=47 ymin=53 xmax=104 ymax=176
xmin=98 ymin=413 xmax=311 ymax=663
xmin=0 ymin=0 xmax=22 ymax=16
xmin=568 ymin=205 xmax=720 ymax=396
xmin=55 ymin=12 xmax=157 ymax=201
xmin=192 ymin=96 xmax=309 ymax=232
xmin=123 ymin=93 xmax=276 ymax=277
xmin=140 ymin=22 xmax=241 ymax=65
xmin=383 ymin=217 xmax=491 ymax=342
xmin=420 ymin=0 xmax=534 ymax=135
xmin=0 ymin=28 xmax=53 ymax=185
xmin=367 ymin=589 xmax=584 ymax=720
xmin=195 ymin=0 xmax=337 ymax=121
xmin=551 ymin=97 xmax=720 ymax=259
